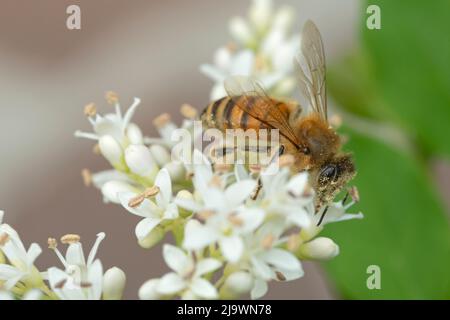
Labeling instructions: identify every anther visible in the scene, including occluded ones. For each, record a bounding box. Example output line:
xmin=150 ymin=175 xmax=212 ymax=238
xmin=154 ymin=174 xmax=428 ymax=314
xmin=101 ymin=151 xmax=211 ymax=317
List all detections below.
xmin=153 ymin=113 xmax=171 ymax=129
xmin=180 ymin=104 xmax=197 ymax=119
xmin=228 ymin=215 xmax=243 ymax=227
xmin=208 ymin=175 xmax=222 ymax=188
xmin=0 ymin=233 xmax=10 ymax=246
xmin=47 ymin=238 xmax=57 ymax=249
xmin=61 ymin=234 xmax=81 ymax=245
xmin=81 ymin=169 xmax=92 ymax=187
xmin=83 ymin=103 xmax=97 ymax=117
xmin=275 ymin=271 xmax=286 ymax=281
xmin=261 ymin=234 xmax=274 ymax=249
xmin=105 ymin=91 xmax=119 ymax=104
xmin=287 ymin=234 xmax=300 ymax=251
xmin=197 ymin=210 xmax=215 ymax=221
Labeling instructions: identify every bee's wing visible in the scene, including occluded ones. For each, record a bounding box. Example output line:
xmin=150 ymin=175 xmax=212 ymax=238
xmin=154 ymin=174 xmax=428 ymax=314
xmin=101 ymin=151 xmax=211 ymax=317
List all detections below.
xmin=294 ymin=20 xmax=328 ymax=122
xmin=224 ymin=75 xmax=302 ymax=149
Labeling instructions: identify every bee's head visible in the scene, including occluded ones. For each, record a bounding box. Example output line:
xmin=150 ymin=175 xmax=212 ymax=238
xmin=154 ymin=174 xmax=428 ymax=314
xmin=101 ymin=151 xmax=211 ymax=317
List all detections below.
xmin=315 ymin=153 xmax=356 ymax=205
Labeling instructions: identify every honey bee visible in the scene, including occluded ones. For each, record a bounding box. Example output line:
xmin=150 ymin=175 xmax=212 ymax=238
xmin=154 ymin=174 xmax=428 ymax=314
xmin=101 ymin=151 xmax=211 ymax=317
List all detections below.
xmin=200 ymin=20 xmax=356 ymax=208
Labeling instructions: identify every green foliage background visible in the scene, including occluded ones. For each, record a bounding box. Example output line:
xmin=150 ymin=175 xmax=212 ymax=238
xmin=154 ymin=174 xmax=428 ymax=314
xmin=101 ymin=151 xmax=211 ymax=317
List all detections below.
xmin=322 ymin=0 xmax=450 ymax=299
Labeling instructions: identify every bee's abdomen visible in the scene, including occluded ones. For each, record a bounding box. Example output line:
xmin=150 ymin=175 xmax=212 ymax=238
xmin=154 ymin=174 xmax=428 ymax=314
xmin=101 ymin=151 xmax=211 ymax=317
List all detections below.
xmin=201 ymin=96 xmax=263 ymax=131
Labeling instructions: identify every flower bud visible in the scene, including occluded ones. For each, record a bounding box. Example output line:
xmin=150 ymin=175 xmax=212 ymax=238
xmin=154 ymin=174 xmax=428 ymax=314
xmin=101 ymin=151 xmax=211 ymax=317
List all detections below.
xmin=99 ymin=135 xmax=123 ymax=167
xmin=163 ymin=161 xmax=186 ymax=182
xmin=224 ymin=271 xmax=254 ymax=295
xmin=101 ymin=181 xmax=136 ymax=204
xmin=139 ymin=279 xmax=161 ymax=300
xmin=127 ymin=123 xmax=143 ymax=145
xmin=125 ymin=145 xmax=158 ymax=178
xmin=103 ymin=267 xmax=126 ymax=300
xmin=138 ymin=226 xmax=165 ymax=249
xmin=175 ymin=190 xmax=194 ymax=218
xmin=272 ymin=5 xmax=294 ymax=32
xmin=214 ymin=47 xmax=232 ymax=70
xmin=249 ymin=0 xmax=272 ymax=33
xmin=149 ymin=145 xmax=171 ymax=167
xmin=298 ymin=237 xmax=339 ymax=261
xmin=229 ymin=17 xmax=254 ymax=46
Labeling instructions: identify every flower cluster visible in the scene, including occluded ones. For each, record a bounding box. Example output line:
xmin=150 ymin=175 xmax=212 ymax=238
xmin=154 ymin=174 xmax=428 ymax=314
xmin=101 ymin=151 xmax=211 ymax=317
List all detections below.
xmin=201 ymin=0 xmax=300 ymax=100
xmin=0 ymin=211 xmax=126 ymax=300
xmin=74 ymin=93 xmax=362 ymax=299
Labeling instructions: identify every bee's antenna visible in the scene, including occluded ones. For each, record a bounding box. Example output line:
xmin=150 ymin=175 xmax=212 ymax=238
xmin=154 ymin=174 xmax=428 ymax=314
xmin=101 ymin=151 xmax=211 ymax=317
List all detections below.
xmin=317 ymin=206 xmax=329 ymax=226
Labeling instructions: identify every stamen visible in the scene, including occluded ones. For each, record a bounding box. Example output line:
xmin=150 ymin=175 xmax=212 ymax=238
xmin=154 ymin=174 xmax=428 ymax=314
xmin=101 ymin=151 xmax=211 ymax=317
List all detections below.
xmin=214 ymin=163 xmax=232 ymax=174
xmin=83 ymin=103 xmax=97 ymax=117
xmin=226 ymin=42 xmax=237 ymax=52
xmin=74 ymin=131 xmax=99 ymax=141
xmin=287 ymin=234 xmax=300 ymax=251
xmin=47 ymin=238 xmax=57 ymax=249
xmin=143 ymin=186 xmax=160 ymax=198
xmin=261 ymin=233 xmax=274 ymax=249
xmin=105 ymin=91 xmax=119 ymax=105
xmin=275 ymin=271 xmax=286 ymax=281
xmin=54 ymin=279 xmax=67 ymax=289
xmin=197 ymin=210 xmax=215 ymax=221
xmin=80 ymin=281 xmax=92 ymax=288
xmin=0 ymin=233 xmax=10 ymax=246
xmin=81 ymin=169 xmax=92 ymax=187
xmin=180 ymin=104 xmax=197 ymax=119
xmin=92 ymin=143 xmax=101 ymax=155
xmin=87 ymin=232 xmax=106 ymax=266
xmin=153 ymin=113 xmax=171 ymax=129
xmin=128 ymin=186 xmax=160 ymax=208
xmin=61 ymin=234 xmax=81 ymax=245
xmin=208 ymin=175 xmax=222 ymax=188
xmin=317 ymin=206 xmax=329 ymax=226
xmin=278 ymin=154 xmax=295 ymax=168
xmin=228 ymin=214 xmax=243 ymax=226
xmin=128 ymin=195 xmax=144 ymax=208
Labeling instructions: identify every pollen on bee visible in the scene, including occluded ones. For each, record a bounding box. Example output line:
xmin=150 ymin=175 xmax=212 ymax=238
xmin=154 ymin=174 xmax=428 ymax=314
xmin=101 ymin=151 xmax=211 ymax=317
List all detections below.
xmin=105 ymin=91 xmax=119 ymax=104
xmin=153 ymin=113 xmax=172 ymax=129
xmin=180 ymin=104 xmax=197 ymax=119
xmin=83 ymin=103 xmax=97 ymax=117
xmin=61 ymin=234 xmax=81 ymax=244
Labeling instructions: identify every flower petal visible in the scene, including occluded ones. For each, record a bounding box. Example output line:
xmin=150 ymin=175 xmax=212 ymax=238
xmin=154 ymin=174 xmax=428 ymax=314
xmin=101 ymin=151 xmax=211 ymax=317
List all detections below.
xmin=155 ymin=168 xmax=172 ymax=208
xmin=163 ymin=245 xmax=193 ymax=275
xmin=250 ymin=278 xmax=268 ymax=300
xmin=119 ymin=192 xmax=160 ymax=218
xmin=194 ymin=258 xmax=222 ymax=277
xmin=135 ymin=217 xmax=162 ymax=240
xmin=87 ymin=259 xmax=103 ymax=300
xmin=156 ymin=272 xmax=186 ymax=295
xmin=259 ymin=248 xmax=301 ymax=272
xmin=183 ymin=221 xmax=218 ymax=250
xmin=190 ymin=278 xmax=218 ymax=299
xmin=225 ymin=180 xmax=256 ymax=207
xmin=219 ymin=236 xmax=244 ymax=263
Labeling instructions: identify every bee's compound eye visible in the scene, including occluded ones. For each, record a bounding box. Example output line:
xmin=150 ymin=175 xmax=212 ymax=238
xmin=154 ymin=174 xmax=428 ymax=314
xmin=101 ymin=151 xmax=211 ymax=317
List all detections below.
xmin=318 ymin=164 xmax=338 ymax=184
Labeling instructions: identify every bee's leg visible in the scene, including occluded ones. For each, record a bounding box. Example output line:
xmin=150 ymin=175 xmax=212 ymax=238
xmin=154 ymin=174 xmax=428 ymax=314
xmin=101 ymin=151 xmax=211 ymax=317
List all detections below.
xmin=317 ymin=206 xmax=329 ymax=226
xmin=251 ymin=178 xmax=263 ymax=200
xmin=341 ymin=192 xmax=350 ymax=205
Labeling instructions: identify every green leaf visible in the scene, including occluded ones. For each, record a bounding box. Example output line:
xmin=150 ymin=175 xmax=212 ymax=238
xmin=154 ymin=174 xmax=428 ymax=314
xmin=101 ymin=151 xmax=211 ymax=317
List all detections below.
xmin=322 ymin=129 xmax=450 ymax=299
xmin=362 ymin=0 xmax=450 ymax=157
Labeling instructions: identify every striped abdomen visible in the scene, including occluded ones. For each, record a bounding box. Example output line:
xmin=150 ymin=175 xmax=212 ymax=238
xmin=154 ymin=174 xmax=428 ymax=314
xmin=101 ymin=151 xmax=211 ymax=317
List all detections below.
xmin=200 ymin=96 xmax=290 ymax=132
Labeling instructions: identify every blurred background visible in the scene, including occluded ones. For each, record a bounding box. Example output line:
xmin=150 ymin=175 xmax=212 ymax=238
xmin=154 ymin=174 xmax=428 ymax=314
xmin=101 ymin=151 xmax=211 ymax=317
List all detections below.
xmin=0 ymin=0 xmax=449 ymax=299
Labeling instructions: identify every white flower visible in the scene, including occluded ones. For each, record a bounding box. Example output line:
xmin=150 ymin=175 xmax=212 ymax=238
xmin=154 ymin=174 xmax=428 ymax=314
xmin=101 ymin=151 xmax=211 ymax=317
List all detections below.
xmin=47 ymin=233 xmax=106 ymax=300
xmin=75 ymin=97 xmax=142 ymax=147
xmin=176 ymin=160 xmax=264 ymax=262
xmin=239 ymin=220 xmax=304 ymax=299
xmin=258 ymin=166 xmax=312 ymax=229
xmin=118 ymin=168 xmax=179 ymax=241
xmin=201 ymin=0 xmax=299 ymax=100
xmin=139 ymin=245 xmax=221 ymax=300
xmin=0 ymin=212 xmax=43 ymax=290
xmin=124 ymin=144 xmax=158 ymax=179
xmin=0 ymin=289 xmax=43 ymax=300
